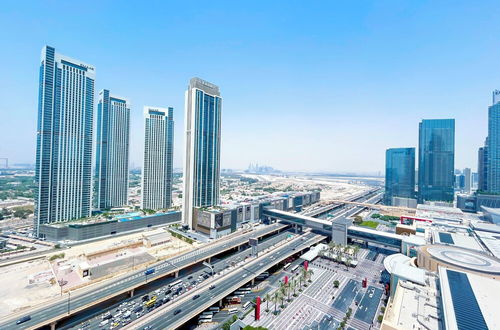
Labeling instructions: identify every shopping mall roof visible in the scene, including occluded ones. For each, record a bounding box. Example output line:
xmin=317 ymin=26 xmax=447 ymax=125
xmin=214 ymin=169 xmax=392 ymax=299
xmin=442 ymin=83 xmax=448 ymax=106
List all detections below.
xmin=439 ymin=267 xmax=500 ymax=330
xmin=432 ymin=231 xmax=484 ymax=252
xmin=424 ymin=245 xmax=500 ymax=276
xmin=383 ymin=253 xmax=426 ymax=285
xmin=471 ymin=221 xmax=500 ymax=234
xmin=474 ymin=230 xmax=500 ymax=259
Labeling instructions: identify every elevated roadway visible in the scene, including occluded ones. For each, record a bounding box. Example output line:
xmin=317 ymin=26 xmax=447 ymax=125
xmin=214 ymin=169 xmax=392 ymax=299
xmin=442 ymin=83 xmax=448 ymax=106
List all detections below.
xmin=126 ymin=231 xmax=326 ymax=330
xmin=0 ymin=224 xmax=287 ymax=330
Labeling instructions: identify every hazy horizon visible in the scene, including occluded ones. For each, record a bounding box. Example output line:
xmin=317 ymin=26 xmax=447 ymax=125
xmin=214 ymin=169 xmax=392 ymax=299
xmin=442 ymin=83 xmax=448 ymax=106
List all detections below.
xmin=1 ymin=1 xmax=499 ymax=173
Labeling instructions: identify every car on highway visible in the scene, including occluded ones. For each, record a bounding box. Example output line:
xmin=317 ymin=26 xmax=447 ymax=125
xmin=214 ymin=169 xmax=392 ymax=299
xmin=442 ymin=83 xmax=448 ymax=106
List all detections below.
xmin=174 ymin=309 xmax=182 ymax=315
xmin=16 ymin=315 xmax=31 ymax=325
xmin=209 ymin=284 xmax=216 ymax=290
xmin=192 ymin=294 xmax=200 ymax=300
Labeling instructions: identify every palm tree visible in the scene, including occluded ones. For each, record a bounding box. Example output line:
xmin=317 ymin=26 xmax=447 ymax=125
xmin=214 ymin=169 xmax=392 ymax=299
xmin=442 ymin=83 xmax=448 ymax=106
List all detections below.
xmin=290 ymin=280 xmax=296 ymax=298
xmin=345 ymin=257 xmax=351 ymax=271
xmin=279 ymin=285 xmax=286 ymax=307
xmin=306 ymin=269 xmax=314 ymax=282
xmin=265 ymin=293 xmax=270 ymax=312
xmin=273 ymin=290 xmax=280 ymax=314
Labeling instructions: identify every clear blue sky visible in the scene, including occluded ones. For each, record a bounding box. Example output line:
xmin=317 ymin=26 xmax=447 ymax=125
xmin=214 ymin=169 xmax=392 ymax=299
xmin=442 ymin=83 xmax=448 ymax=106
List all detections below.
xmin=1 ymin=0 xmax=499 ymax=174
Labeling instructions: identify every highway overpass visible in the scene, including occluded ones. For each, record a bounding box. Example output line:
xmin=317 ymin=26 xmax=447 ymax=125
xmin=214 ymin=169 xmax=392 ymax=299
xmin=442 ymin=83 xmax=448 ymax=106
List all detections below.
xmin=0 ymin=224 xmax=288 ymax=330
xmin=263 ymin=199 xmax=404 ymax=250
xmin=125 ymin=232 xmax=326 ymax=330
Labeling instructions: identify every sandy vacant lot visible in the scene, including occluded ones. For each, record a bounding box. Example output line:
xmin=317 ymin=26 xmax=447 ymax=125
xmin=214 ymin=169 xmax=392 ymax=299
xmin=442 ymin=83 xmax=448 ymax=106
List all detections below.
xmin=0 ymin=258 xmax=59 ymax=317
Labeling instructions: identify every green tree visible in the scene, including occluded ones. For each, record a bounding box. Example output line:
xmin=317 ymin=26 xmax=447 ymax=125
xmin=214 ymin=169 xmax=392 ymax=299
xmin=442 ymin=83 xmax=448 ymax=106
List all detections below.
xmin=333 ymin=280 xmax=340 ymax=288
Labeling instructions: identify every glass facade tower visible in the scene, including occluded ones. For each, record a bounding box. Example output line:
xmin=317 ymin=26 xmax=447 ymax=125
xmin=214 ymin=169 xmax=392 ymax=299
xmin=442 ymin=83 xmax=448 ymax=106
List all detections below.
xmin=183 ymin=78 xmax=222 ymax=229
xmin=487 ymin=90 xmax=500 ymax=193
xmin=94 ymin=90 xmax=130 ymax=210
xmin=385 ymin=148 xmax=415 ymax=205
xmin=478 ymin=138 xmax=488 ymax=192
xmin=35 ymin=46 xmax=95 ymax=236
xmin=141 ymin=106 xmax=174 ymax=210
xmin=418 ymin=119 xmax=455 ymax=203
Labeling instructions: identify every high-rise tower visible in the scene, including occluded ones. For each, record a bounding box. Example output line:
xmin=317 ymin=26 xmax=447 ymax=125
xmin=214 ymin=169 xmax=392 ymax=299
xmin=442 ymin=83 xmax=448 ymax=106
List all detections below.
xmin=418 ymin=119 xmax=455 ymax=203
xmin=35 ymin=46 xmax=95 ymax=236
xmin=487 ymin=90 xmax=500 ymax=193
xmin=95 ymin=90 xmax=130 ymax=210
xmin=141 ymin=106 xmax=174 ymax=210
xmin=183 ymin=78 xmax=222 ymax=229
xmin=385 ymin=148 xmax=415 ymax=205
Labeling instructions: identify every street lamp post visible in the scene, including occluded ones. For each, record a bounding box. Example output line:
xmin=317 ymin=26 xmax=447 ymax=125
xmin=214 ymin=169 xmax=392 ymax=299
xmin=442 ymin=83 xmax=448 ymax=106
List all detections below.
xmin=67 ymin=291 xmax=71 ymax=315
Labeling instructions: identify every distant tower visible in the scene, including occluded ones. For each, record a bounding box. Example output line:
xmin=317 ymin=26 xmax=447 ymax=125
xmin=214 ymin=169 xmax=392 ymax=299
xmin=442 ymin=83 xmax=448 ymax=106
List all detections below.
xmin=487 ymin=90 xmax=500 ymax=193
xmin=384 ymin=148 xmax=415 ymax=205
xmin=34 ymin=46 xmax=95 ymax=237
xmin=418 ymin=119 xmax=455 ymax=203
xmin=94 ymin=90 xmax=130 ymax=210
xmin=478 ymin=138 xmax=488 ymax=192
xmin=141 ymin=106 xmax=174 ymax=210
xmin=463 ymin=168 xmax=472 ymax=193
xmin=183 ymin=78 xmax=222 ymax=229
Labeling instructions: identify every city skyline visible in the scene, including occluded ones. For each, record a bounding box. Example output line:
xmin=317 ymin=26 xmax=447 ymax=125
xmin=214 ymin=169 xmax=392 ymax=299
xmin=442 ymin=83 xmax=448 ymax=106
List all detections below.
xmin=1 ymin=1 xmax=499 ymax=173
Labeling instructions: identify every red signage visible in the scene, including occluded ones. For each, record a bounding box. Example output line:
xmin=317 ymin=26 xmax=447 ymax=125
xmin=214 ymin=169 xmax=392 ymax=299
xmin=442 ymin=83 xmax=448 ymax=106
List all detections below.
xmin=304 ymin=260 xmax=308 ymax=271
xmin=284 ymin=276 xmax=289 ymax=285
xmin=255 ymin=296 xmax=261 ymax=320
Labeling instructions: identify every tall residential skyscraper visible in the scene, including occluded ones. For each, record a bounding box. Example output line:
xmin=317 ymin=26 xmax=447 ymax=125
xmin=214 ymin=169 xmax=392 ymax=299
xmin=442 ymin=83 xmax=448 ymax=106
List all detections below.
xmin=35 ymin=46 xmax=95 ymax=236
xmin=141 ymin=106 xmax=174 ymax=210
xmin=487 ymin=90 xmax=500 ymax=193
xmin=94 ymin=90 xmax=130 ymax=210
xmin=183 ymin=78 xmax=222 ymax=229
xmin=418 ymin=119 xmax=455 ymax=203
xmin=384 ymin=148 xmax=415 ymax=205
xmin=478 ymin=138 xmax=488 ymax=192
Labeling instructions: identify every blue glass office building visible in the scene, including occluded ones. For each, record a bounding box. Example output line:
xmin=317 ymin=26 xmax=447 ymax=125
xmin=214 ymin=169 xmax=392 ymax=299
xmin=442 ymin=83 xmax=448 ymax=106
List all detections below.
xmin=385 ymin=148 xmax=415 ymax=205
xmin=183 ymin=78 xmax=222 ymax=228
xmin=35 ymin=46 xmax=95 ymax=236
xmin=141 ymin=106 xmax=174 ymax=210
xmin=487 ymin=90 xmax=500 ymax=193
xmin=418 ymin=119 xmax=455 ymax=203
xmin=95 ymin=90 xmax=130 ymax=210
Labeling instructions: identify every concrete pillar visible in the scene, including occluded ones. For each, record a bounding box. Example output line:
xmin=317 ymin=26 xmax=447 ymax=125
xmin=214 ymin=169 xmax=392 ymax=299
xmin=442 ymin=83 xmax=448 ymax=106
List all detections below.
xmin=50 ymin=322 xmax=57 ymax=330
xmin=251 ymin=279 xmax=255 ymax=285
xmin=207 ymin=257 xmax=211 ymax=263
xmin=129 ymin=289 xmax=134 ymax=297
xmin=219 ymin=299 xmax=223 ymax=307
xmin=174 ymin=271 xmax=179 ymax=278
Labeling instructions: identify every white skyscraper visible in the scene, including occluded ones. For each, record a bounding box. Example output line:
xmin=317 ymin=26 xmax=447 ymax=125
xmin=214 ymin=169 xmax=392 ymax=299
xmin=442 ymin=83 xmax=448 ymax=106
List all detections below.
xmin=141 ymin=106 xmax=174 ymax=210
xmin=35 ymin=46 xmax=95 ymax=236
xmin=94 ymin=90 xmax=130 ymax=210
xmin=183 ymin=78 xmax=222 ymax=229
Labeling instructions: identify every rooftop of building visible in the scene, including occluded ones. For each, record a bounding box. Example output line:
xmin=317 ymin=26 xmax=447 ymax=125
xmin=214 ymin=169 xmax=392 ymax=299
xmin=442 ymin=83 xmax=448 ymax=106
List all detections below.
xmin=471 ymin=221 xmax=500 ymax=234
xmin=382 ymin=271 xmax=441 ymax=330
xmin=474 ymin=230 xmax=500 ymax=259
xmin=420 ymin=244 xmax=500 ymax=277
xmin=439 ymin=267 xmax=500 ymax=330
xmin=432 ymin=230 xmax=484 ymax=252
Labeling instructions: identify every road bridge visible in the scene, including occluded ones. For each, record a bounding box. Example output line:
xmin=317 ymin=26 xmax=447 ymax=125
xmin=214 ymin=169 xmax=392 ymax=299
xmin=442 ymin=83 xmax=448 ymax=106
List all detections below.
xmin=0 ymin=224 xmax=287 ymax=330
xmin=125 ymin=232 xmax=326 ymax=330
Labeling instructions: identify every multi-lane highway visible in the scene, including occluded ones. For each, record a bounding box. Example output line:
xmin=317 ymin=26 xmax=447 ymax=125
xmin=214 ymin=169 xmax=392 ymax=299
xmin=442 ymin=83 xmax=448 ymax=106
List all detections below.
xmin=128 ymin=231 xmax=325 ymax=330
xmin=0 ymin=223 xmax=287 ymax=330
xmin=65 ymin=229 xmax=297 ymax=329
